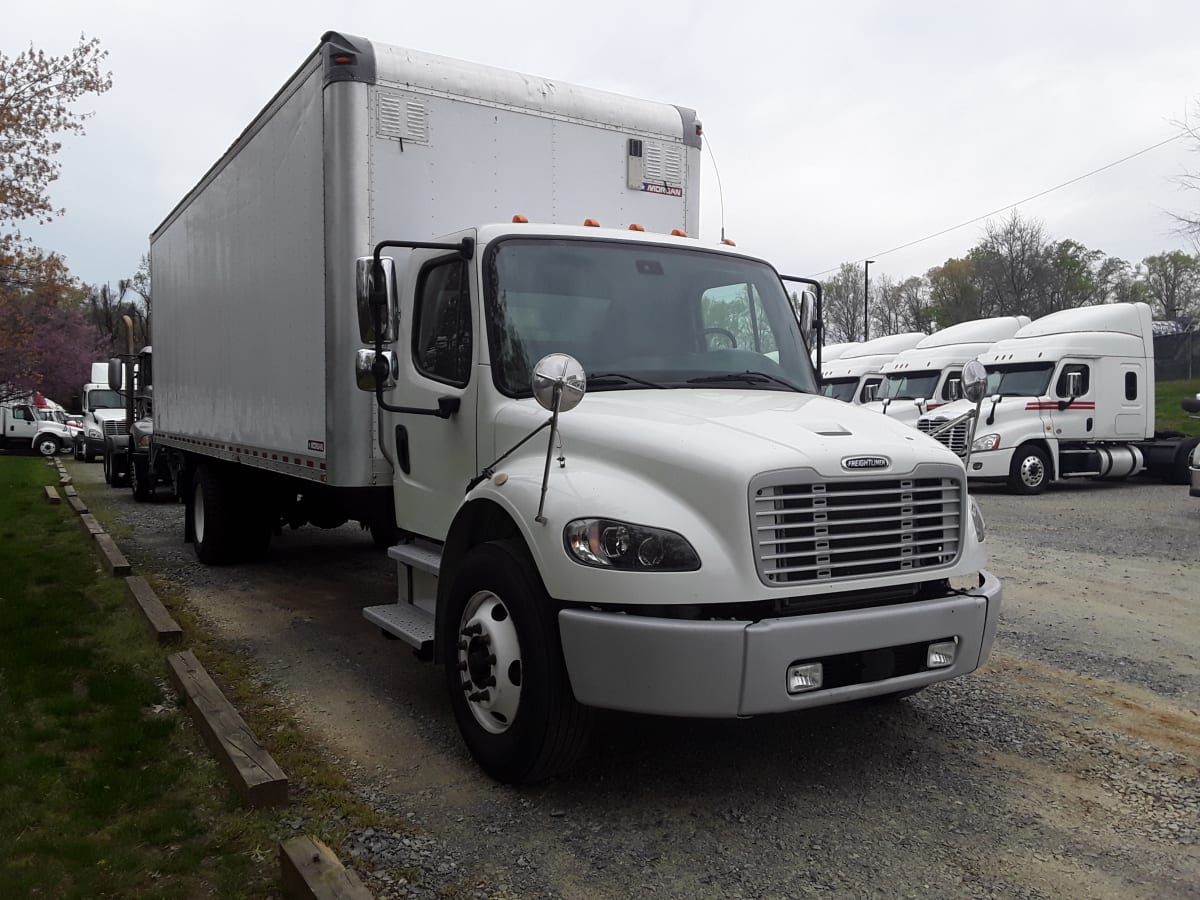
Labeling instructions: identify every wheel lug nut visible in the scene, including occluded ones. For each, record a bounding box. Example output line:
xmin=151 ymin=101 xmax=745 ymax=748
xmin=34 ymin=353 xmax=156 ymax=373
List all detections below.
xmin=468 ymin=690 xmax=490 ymax=702
xmin=462 ymin=623 xmax=482 ymax=636
xmin=482 ymin=676 xmax=496 ymax=687
xmin=487 ymin=654 xmax=497 ymax=665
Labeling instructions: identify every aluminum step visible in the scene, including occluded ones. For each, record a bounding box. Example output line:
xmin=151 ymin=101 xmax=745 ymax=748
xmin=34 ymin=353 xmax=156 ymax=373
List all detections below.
xmin=364 ymin=603 xmax=435 ymax=651
xmin=387 ymin=540 xmax=442 ymax=576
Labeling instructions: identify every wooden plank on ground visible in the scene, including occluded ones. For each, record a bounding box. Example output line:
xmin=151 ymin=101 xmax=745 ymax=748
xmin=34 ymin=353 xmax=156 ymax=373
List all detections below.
xmin=44 ymin=485 xmax=61 ymax=504
xmin=78 ymin=513 xmax=105 ymax=536
xmin=63 ymin=484 xmax=78 ymax=497
xmin=280 ymin=836 xmax=372 ymax=900
xmin=125 ymin=576 xmax=183 ymax=644
xmin=94 ymin=532 xmax=132 ymax=576
xmin=68 ymin=496 xmax=88 ymax=514
xmin=167 ymin=650 xmax=288 ymax=808
xmin=58 ymin=474 xmax=72 ymax=486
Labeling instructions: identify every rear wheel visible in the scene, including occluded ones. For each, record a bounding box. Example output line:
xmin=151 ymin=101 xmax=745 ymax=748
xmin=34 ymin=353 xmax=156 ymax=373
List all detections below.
xmin=191 ymin=465 xmax=240 ymax=564
xmin=131 ymin=457 xmax=152 ymax=501
xmin=1007 ymin=444 xmax=1050 ymax=494
xmin=443 ymin=540 xmax=593 ymax=784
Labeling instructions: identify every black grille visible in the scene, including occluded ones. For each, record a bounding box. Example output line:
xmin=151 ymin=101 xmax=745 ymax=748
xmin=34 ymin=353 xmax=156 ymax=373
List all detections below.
xmin=751 ymin=472 xmax=963 ymax=586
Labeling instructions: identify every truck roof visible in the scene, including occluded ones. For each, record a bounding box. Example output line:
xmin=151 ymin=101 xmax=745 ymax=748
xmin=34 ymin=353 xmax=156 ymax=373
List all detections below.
xmin=982 ymin=302 xmax=1153 ymax=365
xmin=915 ymin=315 xmax=1031 ymax=349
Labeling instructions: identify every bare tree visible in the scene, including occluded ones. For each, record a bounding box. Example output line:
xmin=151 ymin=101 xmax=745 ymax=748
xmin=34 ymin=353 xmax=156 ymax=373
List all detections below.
xmin=1170 ymin=98 xmax=1200 ymax=250
xmin=869 ymin=273 xmax=906 ymax=337
xmin=821 ymin=262 xmax=864 ymax=343
xmin=974 ymin=210 xmax=1048 ymax=316
xmin=118 ymin=252 xmax=152 ymax=345
xmin=895 ymin=275 xmax=936 ymax=333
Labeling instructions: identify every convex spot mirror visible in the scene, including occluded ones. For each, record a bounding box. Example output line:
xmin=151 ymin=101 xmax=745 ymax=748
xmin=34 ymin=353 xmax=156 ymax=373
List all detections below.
xmin=356 ymin=256 xmax=398 ymax=343
xmin=532 ymin=354 xmax=586 ymax=413
xmin=962 ymin=360 xmax=988 ymax=404
xmin=355 ymin=349 xmax=397 ymax=391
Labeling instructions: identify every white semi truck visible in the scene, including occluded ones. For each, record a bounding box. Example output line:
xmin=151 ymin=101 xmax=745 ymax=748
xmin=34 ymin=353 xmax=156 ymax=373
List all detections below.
xmin=918 ymin=302 xmax=1200 ymax=493
xmin=150 ymin=32 xmax=1002 ymax=783
xmin=820 ymin=332 xmax=926 ymax=404
xmin=864 ymin=316 xmax=1030 ymax=428
xmin=78 ymin=361 xmax=127 ymax=463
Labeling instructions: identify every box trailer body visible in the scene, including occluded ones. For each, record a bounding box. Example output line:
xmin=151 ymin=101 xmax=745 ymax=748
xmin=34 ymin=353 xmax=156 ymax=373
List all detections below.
xmin=864 ymin=316 xmax=1031 ymax=428
xmin=919 ymin=302 xmax=1200 ymax=492
xmin=151 ymin=35 xmax=699 ymax=500
xmin=149 ymin=33 xmax=1000 ymax=784
xmin=820 ymin=332 xmax=926 ymax=404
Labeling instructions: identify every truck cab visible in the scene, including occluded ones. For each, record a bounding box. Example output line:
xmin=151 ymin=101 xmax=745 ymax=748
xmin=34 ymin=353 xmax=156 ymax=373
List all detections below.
xmin=820 ymin=332 xmax=926 ymax=404
xmin=916 ymin=303 xmax=1197 ymax=492
xmin=1 ymin=400 xmax=73 ymax=455
xmin=864 ymin=316 xmax=1030 ymax=428
xmin=79 ymin=361 xmax=127 ymax=463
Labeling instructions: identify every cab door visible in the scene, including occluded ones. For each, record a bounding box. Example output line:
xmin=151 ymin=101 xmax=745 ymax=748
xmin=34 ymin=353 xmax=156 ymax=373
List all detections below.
xmin=7 ymin=405 xmax=37 ymax=443
xmin=387 ymin=234 xmax=480 ymax=540
xmin=1047 ymin=361 xmax=1094 ymax=440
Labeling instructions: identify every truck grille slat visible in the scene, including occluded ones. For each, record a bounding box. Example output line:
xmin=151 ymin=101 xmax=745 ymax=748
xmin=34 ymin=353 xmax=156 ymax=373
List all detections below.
xmin=750 ymin=468 xmax=964 ymax=586
xmin=101 ymin=419 xmax=127 ymax=436
xmin=916 ymin=417 xmax=968 ymax=452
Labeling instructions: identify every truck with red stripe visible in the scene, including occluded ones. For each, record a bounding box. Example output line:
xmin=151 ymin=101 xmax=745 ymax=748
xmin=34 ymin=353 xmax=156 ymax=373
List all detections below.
xmin=864 ymin=316 xmax=1030 ymax=428
xmin=917 ymin=302 xmax=1200 ymax=493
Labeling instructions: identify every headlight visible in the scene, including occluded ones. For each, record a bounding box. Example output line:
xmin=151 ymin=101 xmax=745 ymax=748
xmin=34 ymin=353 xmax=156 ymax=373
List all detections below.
xmin=969 ymin=496 xmax=986 ymax=542
xmin=87 ymin=426 xmax=102 ymax=438
xmin=972 ymin=433 xmax=1000 ymax=452
xmin=564 ymin=519 xmax=701 ymax=571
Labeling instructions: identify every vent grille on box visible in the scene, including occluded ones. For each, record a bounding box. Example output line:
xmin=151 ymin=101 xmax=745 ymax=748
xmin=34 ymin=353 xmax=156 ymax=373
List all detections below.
xmin=749 ymin=468 xmax=964 ymax=586
xmin=378 ymin=94 xmax=429 ymax=144
xmin=642 ymin=142 xmax=683 ymax=186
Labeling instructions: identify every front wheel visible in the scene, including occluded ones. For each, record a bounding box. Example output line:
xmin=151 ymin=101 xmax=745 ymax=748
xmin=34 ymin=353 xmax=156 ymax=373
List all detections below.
xmin=102 ymin=451 xmax=113 ymax=485
xmin=443 ymin=540 xmax=593 ymax=784
xmin=36 ymin=436 xmax=60 ymax=457
xmin=1008 ymin=444 xmax=1050 ymax=494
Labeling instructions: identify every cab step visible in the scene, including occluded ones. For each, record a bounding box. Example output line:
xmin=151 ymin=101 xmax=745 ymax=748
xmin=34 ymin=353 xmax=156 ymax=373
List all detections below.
xmin=364 ymin=603 xmax=434 ymax=651
xmin=387 ymin=540 xmax=441 ymax=575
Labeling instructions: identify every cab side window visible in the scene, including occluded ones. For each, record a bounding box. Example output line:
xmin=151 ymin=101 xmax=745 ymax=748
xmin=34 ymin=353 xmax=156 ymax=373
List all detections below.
xmin=413 ymin=258 xmax=472 ymax=387
xmin=860 ymin=378 xmax=882 ymax=403
xmin=1055 ymin=364 xmax=1089 ymax=396
xmin=13 ymin=406 xmax=31 ymax=420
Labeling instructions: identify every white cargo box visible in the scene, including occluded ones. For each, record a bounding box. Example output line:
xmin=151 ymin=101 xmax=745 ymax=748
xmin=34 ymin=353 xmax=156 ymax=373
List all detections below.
xmin=151 ymin=32 xmax=701 ymax=487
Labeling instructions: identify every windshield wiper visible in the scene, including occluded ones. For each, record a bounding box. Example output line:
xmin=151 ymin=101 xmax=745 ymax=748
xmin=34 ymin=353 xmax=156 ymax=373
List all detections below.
xmin=686 ymin=371 xmax=804 ymax=392
xmin=587 ymin=372 xmax=670 ymax=389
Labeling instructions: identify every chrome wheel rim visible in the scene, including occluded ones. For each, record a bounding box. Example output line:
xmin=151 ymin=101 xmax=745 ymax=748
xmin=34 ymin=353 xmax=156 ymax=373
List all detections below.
xmin=457 ymin=590 xmax=522 ymax=735
xmin=1020 ymin=455 xmax=1045 ymax=488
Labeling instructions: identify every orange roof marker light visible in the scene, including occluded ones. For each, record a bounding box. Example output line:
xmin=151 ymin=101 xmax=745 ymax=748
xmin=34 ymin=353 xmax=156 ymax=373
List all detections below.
xmin=721 ymin=238 xmax=737 ymax=246
xmin=628 ymin=223 xmax=645 ymax=232
xmin=583 ymin=218 xmax=601 ymax=227
xmin=671 ymin=229 xmax=687 ymax=237
xmin=512 ymin=214 xmax=528 ymax=223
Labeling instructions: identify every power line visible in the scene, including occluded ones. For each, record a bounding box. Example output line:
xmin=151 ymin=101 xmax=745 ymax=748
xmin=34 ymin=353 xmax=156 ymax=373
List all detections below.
xmin=808 ymin=129 xmax=1190 ymax=278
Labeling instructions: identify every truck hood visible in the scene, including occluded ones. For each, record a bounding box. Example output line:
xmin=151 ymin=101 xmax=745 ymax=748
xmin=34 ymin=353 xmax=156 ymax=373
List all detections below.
xmin=499 ymin=389 xmax=961 ymax=483
xmin=92 ymin=409 xmax=127 ymax=422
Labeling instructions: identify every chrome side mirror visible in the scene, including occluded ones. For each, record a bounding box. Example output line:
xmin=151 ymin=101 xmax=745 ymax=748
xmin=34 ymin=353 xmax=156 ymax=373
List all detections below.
xmin=532 ymin=353 xmax=586 ymax=413
xmin=862 ymin=382 xmax=878 ymax=403
xmin=946 ymin=377 xmax=962 ymax=402
xmin=355 ymin=348 xmax=397 ymax=391
xmin=961 ymin=360 xmax=988 ymax=404
xmin=1067 ymin=370 xmax=1082 ymax=398
xmin=794 ymin=289 xmax=817 ymax=349
xmin=356 ymin=256 xmax=398 ymax=343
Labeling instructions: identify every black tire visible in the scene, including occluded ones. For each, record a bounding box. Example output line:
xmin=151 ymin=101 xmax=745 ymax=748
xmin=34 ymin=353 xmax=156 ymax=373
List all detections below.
xmin=84 ymin=445 xmax=96 ymax=463
xmin=110 ymin=451 xmax=129 ymax=488
xmin=102 ymin=451 xmax=113 ymax=485
xmin=36 ymin=436 xmax=60 ymax=457
xmin=443 ymin=540 xmax=593 ymax=784
xmin=131 ymin=457 xmax=152 ymax=502
xmin=1007 ymin=444 xmax=1050 ymax=494
xmin=191 ymin=464 xmax=241 ymax=565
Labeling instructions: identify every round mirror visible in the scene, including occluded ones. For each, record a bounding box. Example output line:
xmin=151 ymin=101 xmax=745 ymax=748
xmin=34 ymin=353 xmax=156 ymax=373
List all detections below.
xmin=961 ymin=359 xmax=988 ymax=404
xmin=532 ymin=353 xmax=586 ymax=413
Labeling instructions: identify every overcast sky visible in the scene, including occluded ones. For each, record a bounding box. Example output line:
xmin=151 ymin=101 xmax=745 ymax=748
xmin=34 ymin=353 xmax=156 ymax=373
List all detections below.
xmin=6 ymin=1 xmax=1199 ymax=290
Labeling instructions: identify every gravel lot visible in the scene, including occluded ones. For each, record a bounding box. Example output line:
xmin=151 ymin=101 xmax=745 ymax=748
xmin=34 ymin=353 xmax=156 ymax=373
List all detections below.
xmin=73 ymin=462 xmax=1199 ymax=899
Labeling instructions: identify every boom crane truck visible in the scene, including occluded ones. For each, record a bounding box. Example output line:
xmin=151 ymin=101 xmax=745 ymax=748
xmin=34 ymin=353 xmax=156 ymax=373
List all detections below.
xmin=150 ymin=32 xmax=1002 ymax=783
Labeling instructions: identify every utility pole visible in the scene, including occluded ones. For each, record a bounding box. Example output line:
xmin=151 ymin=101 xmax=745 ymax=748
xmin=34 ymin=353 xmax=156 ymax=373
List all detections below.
xmin=863 ymin=260 xmax=874 ymax=341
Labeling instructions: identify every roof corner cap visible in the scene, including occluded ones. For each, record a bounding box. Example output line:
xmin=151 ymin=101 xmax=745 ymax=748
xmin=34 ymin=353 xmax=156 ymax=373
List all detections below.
xmin=321 ymin=31 xmax=377 ymax=85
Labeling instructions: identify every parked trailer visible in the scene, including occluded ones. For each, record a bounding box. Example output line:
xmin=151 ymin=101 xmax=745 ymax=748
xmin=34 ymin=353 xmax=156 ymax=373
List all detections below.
xmin=151 ymin=32 xmax=1002 ymax=783
xmin=918 ymin=302 xmax=1200 ymax=493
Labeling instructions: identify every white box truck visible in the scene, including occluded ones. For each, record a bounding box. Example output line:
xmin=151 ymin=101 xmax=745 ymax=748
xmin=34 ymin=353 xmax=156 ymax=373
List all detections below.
xmin=819 ymin=332 xmax=926 ymax=404
xmin=78 ymin=361 xmax=127 ymax=463
xmin=918 ymin=302 xmax=1200 ymax=493
xmin=864 ymin=316 xmax=1031 ymax=428
xmin=151 ymin=32 xmax=1002 ymax=783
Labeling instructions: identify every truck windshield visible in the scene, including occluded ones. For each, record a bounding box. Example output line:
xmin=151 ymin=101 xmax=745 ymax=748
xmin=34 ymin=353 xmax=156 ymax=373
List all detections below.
xmin=820 ymin=379 xmax=857 ymax=402
xmin=88 ymin=389 xmax=122 ymax=410
xmin=983 ymin=363 xmax=1054 ymax=397
xmin=484 ymin=239 xmax=818 ymax=396
xmin=880 ymin=370 xmax=939 ymax=400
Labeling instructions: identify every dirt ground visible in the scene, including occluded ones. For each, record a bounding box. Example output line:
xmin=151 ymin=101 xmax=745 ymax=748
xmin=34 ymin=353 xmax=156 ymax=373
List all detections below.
xmin=73 ymin=461 xmax=1199 ymax=899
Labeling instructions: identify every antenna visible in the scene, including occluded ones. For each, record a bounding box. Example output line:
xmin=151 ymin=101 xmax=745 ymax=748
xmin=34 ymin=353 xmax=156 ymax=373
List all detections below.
xmin=705 ymin=132 xmax=727 ymax=244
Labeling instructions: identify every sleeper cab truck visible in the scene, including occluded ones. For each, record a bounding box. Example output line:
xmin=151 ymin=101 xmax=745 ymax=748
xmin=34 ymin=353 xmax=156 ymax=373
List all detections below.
xmin=820 ymin=332 xmax=926 ymax=404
